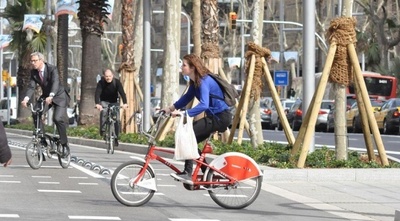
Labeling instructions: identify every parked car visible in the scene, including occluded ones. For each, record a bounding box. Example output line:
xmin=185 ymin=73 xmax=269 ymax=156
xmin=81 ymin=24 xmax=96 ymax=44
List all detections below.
xmin=0 ymin=99 xmax=18 ymax=125
xmin=150 ymin=97 xmax=161 ymax=121
xmin=316 ymin=100 xmax=334 ymax=131
xmin=286 ymin=99 xmax=334 ymax=131
xmin=286 ymin=99 xmax=303 ymax=131
xmin=271 ymin=99 xmax=296 ymax=130
xmin=374 ymin=98 xmax=400 ymax=134
xmin=229 ymin=97 xmax=274 ymax=129
xmin=260 ymin=97 xmax=273 ymax=129
xmin=345 ymin=100 xmax=383 ymax=133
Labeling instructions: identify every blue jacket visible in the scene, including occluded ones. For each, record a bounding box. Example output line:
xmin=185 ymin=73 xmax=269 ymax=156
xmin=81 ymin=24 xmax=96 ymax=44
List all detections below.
xmin=174 ymin=75 xmax=229 ymax=117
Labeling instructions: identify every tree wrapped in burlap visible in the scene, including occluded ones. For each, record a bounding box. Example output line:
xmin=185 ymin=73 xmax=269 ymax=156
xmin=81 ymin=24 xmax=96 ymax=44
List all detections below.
xmin=326 ymin=17 xmax=357 ymax=86
xmin=245 ymin=42 xmax=271 ymax=100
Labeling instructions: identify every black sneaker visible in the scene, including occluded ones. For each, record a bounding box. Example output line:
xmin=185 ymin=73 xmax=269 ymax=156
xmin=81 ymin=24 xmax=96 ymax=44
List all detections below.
xmin=60 ymin=144 xmax=70 ymax=157
xmin=170 ymin=172 xmax=193 ymax=185
xmin=114 ymin=138 xmax=119 ymax=146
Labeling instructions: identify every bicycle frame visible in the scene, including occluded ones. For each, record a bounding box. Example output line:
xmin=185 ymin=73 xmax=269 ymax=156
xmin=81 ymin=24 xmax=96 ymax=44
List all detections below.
xmin=26 ymin=98 xmax=71 ymax=169
xmin=131 ymin=138 xmax=241 ymax=191
xmin=111 ymin=111 xmax=263 ymax=209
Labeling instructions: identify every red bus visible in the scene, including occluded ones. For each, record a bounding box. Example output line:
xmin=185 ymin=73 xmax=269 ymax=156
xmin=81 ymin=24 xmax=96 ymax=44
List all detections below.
xmin=347 ymin=72 xmax=397 ymax=100
xmin=291 ymin=71 xmax=397 ymax=101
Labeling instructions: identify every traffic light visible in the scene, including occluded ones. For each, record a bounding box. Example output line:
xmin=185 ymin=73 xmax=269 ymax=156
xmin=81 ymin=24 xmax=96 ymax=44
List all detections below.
xmin=229 ymin=12 xmax=237 ymax=30
xmin=2 ymin=70 xmax=9 ymax=82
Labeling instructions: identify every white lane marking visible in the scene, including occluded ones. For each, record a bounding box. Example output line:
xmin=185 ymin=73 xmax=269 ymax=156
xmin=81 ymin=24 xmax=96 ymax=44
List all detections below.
xmin=0 ymin=175 xmax=14 ymax=178
xmin=0 ymin=181 xmax=21 ymax=184
xmin=69 ymin=216 xmax=121 ymax=220
xmin=157 ymin=184 xmax=176 ymax=187
xmin=32 ymin=176 xmax=51 ymax=178
xmin=69 ymin=163 xmax=105 ymax=178
xmin=69 ymin=176 xmax=88 ymax=179
xmin=0 ymin=214 xmax=19 ymax=218
xmin=39 ymin=182 xmax=60 ymax=184
xmin=169 ymin=219 xmax=220 ymax=221
xmin=262 ymin=183 xmax=375 ymax=221
xmin=38 ymin=189 xmax=81 ymax=193
xmin=78 ymin=183 xmax=99 ymax=185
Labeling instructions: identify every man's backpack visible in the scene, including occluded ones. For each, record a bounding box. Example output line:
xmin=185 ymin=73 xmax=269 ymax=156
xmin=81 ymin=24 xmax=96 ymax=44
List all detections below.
xmin=208 ymin=73 xmax=240 ymax=107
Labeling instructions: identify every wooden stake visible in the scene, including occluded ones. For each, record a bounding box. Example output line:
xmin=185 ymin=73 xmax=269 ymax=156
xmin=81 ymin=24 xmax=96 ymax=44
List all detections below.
xmin=228 ymin=54 xmax=256 ymax=144
xmin=261 ymin=57 xmax=295 ymax=146
xmin=295 ymin=42 xmax=337 ymax=168
xmin=347 ymin=44 xmax=389 ymax=166
xmin=353 ymin=77 xmax=375 ymax=160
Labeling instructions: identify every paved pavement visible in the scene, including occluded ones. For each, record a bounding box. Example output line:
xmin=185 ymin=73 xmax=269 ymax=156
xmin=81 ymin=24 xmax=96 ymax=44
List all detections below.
xmin=6 ymin=128 xmax=400 ymax=221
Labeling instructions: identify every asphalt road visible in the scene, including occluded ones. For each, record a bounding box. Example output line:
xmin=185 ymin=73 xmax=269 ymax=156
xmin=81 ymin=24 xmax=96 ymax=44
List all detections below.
xmin=1 ymin=132 xmax=359 ymax=221
xmin=256 ymin=129 xmax=400 ymax=161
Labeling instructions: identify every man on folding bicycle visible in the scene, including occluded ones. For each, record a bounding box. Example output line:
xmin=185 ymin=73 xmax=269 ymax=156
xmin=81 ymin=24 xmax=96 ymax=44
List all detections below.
xmin=95 ymin=69 xmax=128 ymax=146
xmin=21 ymin=52 xmax=71 ymax=155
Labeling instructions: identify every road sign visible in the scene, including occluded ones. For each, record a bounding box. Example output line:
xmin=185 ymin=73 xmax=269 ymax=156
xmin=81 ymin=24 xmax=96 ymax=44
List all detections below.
xmin=274 ymin=70 xmax=289 ymax=86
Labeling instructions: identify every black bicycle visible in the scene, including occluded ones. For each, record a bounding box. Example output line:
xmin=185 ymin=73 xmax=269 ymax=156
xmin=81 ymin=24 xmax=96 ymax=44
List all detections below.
xmin=25 ymin=98 xmax=71 ymax=169
xmin=103 ymin=103 xmax=120 ymax=154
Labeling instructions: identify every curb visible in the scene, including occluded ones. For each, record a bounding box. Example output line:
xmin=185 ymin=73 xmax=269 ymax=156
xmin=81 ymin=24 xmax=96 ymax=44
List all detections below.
xmin=7 ymin=128 xmax=400 ymax=182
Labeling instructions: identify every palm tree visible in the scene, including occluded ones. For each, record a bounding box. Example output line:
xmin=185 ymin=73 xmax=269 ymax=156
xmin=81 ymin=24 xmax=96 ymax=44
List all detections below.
xmin=1 ymin=0 xmax=47 ymax=120
xmin=77 ymin=0 xmax=109 ymax=125
xmin=200 ymin=0 xmax=220 ymax=74
xmin=57 ymin=14 xmax=69 ymax=90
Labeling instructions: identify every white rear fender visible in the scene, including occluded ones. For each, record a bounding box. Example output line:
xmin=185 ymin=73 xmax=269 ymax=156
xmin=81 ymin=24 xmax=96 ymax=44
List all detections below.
xmin=204 ymin=152 xmax=263 ymax=181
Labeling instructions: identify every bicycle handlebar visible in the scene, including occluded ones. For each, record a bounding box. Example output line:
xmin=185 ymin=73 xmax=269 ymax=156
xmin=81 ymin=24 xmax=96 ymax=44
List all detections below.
xmin=28 ymin=98 xmax=45 ymax=113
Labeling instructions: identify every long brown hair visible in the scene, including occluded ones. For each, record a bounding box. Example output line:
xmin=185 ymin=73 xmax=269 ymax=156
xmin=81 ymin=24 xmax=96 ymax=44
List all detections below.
xmin=183 ymin=54 xmax=211 ymax=88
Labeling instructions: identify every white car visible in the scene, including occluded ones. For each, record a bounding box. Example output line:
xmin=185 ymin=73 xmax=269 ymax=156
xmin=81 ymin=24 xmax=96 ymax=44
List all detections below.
xmin=316 ymin=100 xmax=335 ymax=131
xmin=0 ymin=99 xmax=18 ymax=124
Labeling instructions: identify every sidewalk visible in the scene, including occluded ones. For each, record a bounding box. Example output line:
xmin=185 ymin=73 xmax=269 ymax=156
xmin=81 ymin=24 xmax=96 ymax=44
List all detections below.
xmin=6 ymin=128 xmax=400 ymax=221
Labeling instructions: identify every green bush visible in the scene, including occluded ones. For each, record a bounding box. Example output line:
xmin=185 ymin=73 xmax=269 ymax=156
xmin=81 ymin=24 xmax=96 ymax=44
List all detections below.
xmin=7 ymin=123 xmax=400 ymax=169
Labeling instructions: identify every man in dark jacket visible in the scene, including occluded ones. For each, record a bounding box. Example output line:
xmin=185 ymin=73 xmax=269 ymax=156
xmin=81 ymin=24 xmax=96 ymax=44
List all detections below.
xmin=21 ymin=52 xmax=70 ymax=154
xmin=95 ymin=69 xmax=128 ymax=143
xmin=0 ymin=123 xmax=12 ymax=167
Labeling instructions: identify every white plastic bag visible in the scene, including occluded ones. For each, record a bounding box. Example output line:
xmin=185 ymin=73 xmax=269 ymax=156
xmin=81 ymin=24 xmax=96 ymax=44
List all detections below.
xmin=174 ymin=112 xmax=200 ymax=161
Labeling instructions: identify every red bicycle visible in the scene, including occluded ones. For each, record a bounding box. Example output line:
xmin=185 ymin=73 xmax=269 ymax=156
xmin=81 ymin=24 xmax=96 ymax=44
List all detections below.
xmin=110 ymin=112 xmax=263 ymax=209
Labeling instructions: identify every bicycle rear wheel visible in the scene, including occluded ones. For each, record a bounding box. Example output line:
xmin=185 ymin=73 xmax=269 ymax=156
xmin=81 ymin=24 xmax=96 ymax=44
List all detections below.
xmin=25 ymin=141 xmax=43 ymax=169
xmin=206 ymin=169 xmax=262 ymax=209
xmin=111 ymin=161 xmax=155 ymax=207
xmin=57 ymin=143 xmax=71 ymax=168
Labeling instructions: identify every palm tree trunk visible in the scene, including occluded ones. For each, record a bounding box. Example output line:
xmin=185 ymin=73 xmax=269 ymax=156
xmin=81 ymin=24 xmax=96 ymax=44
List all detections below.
xmin=201 ymin=0 xmax=220 ymax=74
xmin=120 ymin=0 xmax=137 ymax=133
xmin=57 ymin=14 xmax=69 ymax=90
xmin=79 ymin=32 xmax=102 ymax=125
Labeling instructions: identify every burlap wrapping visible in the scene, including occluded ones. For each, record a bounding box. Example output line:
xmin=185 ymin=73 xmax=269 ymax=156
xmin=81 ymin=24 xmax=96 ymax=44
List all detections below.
xmin=201 ymin=42 xmax=220 ymax=59
xmin=326 ymin=17 xmax=357 ymax=86
xmin=244 ymin=42 xmax=271 ymax=100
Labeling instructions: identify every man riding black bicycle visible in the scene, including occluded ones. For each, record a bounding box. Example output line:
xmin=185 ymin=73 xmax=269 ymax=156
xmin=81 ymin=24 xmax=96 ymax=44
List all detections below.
xmin=21 ymin=52 xmax=70 ymax=155
xmin=95 ymin=69 xmax=128 ymax=146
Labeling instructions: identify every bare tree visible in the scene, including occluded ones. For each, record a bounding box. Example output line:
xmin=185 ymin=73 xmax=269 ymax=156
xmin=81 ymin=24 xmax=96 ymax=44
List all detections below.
xmin=161 ymin=0 xmax=181 ymax=111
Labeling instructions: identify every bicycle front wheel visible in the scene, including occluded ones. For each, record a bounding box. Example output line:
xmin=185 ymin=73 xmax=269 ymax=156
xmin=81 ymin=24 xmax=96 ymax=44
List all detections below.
xmin=111 ymin=161 xmax=155 ymax=207
xmin=25 ymin=141 xmax=43 ymax=169
xmin=57 ymin=143 xmax=71 ymax=169
xmin=108 ymin=121 xmax=115 ymax=154
xmin=206 ymin=170 xmax=262 ymax=209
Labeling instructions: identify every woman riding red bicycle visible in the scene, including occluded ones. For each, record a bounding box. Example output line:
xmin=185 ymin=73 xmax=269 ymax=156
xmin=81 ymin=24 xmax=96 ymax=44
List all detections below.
xmin=162 ymin=53 xmax=232 ymax=183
